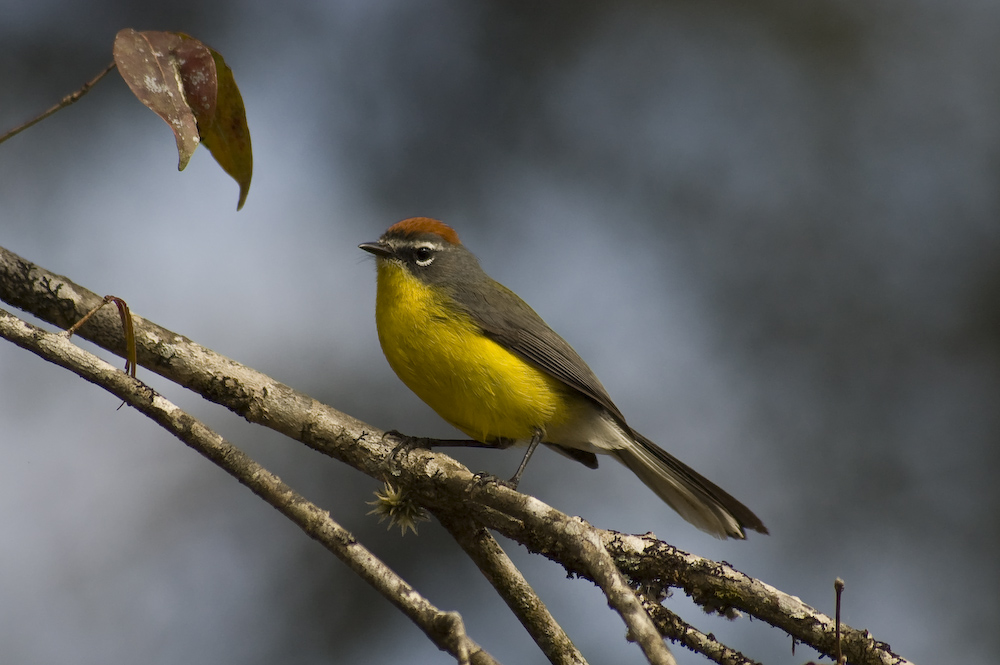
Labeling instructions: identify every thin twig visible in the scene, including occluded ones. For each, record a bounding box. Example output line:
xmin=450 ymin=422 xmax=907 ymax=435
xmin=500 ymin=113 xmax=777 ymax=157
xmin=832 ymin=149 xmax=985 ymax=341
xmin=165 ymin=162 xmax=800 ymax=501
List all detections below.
xmin=643 ymin=600 xmax=762 ymax=665
xmin=835 ymin=578 xmax=845 ymax=665
xmin=0 ymin=308 xmax=497 ymax=665
xmin=63 ymin=295 xmax=110 ymax=336
xmin=437 ymin=512 xmax=587 ymax=665
xmin=65 ymin=294 xmax=136 ymax=377
xmin=0 ymin=61 xmax=116 ymax=146
xmin=568 ymin=524 xmax=676 ymax=665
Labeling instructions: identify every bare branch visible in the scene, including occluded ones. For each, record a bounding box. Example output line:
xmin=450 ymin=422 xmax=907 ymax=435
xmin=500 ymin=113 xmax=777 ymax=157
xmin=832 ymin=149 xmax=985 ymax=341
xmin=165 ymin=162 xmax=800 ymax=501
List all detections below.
xmin=0 ymin=307 xmax=496 ymax=665
xmin=0 ymin=243 xmax=915 ymax=665
xmin=835 ymin=578 xmax=846 ymax=665
xmin=642 ymin=600 xmax=762 ymax=665
xmin=601 ymin=533 xmax=910 ymax=665
xmin=0 ymin=61 xmax=116 ymax=145
xmin=437 ymin=513 xmax=587 ymax=665
xmin=563 ymin=519 xmax=676 ymax=665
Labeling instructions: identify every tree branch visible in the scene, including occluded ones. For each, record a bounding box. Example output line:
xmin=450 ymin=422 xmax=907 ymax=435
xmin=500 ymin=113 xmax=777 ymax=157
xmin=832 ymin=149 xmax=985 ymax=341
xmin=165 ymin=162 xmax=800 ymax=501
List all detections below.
xmin=436 ymin=513 xmax=588 ymax=665
xmin=642 ymin=598 xmax=762 ymax=665
xmin=0 ymin=243 xmax=914 ymax=665
xmin=0 ymin=306 xmax=496 ymax=665
xmin=562 ymin=518 xmax=677 ymax=665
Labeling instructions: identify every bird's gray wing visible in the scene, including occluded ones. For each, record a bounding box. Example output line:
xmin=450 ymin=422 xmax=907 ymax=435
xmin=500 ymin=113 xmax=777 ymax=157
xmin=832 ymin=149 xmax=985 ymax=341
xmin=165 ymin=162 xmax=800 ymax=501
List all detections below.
xmin=451 ymin=278 xmax=628 ymax=425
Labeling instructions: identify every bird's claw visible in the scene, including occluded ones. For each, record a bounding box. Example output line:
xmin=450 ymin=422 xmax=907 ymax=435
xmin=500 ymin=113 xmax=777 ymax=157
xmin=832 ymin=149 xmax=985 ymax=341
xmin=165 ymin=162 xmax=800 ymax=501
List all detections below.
xmin=472 ymin=471 xmax=517 ymax=491
xmin=385 ymin=432 xmax=432 ymax=471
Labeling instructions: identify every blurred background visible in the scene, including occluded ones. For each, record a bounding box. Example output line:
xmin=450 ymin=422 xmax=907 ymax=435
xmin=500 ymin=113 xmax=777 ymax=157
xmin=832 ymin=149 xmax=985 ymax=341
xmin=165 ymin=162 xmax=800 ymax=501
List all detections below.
xmin=2 ymin=1 xmax=997 ymax=663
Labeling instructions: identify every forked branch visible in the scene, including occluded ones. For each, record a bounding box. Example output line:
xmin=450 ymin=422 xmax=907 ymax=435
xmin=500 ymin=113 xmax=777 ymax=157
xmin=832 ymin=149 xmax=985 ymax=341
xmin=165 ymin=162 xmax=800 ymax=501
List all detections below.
xmin=0 ymin=243 xmax=914 ymax=665
xmin=0 ymin=307 xmax=495 ymax=665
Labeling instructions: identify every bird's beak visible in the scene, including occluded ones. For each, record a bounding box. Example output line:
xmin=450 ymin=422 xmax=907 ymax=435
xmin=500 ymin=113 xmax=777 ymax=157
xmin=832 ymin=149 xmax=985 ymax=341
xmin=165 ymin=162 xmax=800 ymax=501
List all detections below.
xmin=358 ymin=241 xmax=392 ymax=258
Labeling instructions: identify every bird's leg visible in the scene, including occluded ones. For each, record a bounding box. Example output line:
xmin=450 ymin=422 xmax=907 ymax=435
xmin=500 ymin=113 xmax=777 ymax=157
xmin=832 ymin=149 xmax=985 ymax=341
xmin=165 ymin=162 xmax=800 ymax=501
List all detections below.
xmin=388 ymin=435 xmax=514 ymax=454
xmin=508 ymin=428 xmax=543 ymax=489
xmin=391 ymin=436 xmax=519 ymax=483
xmin=424 ymin=438 xmax=516 ymax=450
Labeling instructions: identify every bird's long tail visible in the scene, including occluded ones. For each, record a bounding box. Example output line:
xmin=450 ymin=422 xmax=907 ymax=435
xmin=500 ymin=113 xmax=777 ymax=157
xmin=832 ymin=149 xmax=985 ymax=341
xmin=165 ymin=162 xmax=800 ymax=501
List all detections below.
xmin=612 ymin=432 xmax=768 ymax=539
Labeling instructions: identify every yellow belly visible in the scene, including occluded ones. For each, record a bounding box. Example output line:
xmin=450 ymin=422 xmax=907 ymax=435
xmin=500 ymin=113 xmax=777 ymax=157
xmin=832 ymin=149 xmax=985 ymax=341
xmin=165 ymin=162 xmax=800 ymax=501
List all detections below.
xmin=374 ymin=262 xmax=570 ymax=442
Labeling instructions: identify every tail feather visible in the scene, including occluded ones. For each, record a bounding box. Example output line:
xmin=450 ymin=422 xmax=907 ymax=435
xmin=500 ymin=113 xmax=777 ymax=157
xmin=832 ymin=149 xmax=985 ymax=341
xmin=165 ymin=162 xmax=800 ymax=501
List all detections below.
xmin=613 ymin=432 xmax=768 ymax=539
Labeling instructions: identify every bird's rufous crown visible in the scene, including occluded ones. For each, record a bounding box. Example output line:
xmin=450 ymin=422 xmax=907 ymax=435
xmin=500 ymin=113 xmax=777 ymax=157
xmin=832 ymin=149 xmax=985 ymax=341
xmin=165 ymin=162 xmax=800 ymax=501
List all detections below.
xmin=385 ymin=217 xmax=461 ymax=245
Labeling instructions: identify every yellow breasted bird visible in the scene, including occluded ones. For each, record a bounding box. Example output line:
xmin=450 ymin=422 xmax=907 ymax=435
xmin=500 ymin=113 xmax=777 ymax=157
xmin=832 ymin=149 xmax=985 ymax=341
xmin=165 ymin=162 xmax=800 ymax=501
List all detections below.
xmin=360 ymin=217 xmax=767 ymax=539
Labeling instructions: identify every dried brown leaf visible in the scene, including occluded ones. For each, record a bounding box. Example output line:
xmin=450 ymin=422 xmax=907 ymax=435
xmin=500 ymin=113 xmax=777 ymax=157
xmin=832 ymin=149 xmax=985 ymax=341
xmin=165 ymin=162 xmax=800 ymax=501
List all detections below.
xmin=113 ymin=29 xmax=207 ymax=170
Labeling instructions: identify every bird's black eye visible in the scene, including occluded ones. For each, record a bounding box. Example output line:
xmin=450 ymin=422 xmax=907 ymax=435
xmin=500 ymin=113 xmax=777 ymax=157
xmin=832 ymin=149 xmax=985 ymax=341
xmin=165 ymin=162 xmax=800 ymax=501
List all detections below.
xmin=414 ymin=246 xmax=435 ymax=267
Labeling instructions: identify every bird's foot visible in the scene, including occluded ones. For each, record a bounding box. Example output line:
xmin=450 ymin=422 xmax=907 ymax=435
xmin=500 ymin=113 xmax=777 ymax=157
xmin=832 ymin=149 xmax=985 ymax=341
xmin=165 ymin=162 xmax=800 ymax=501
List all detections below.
xmin=472 ymin=471 xmax=516 ymax=491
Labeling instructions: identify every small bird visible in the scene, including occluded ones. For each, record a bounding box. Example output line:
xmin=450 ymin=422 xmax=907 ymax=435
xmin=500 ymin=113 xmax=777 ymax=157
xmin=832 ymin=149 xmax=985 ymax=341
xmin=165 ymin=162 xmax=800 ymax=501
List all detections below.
xmin=360 ymin=217 xmax=767 ymax=539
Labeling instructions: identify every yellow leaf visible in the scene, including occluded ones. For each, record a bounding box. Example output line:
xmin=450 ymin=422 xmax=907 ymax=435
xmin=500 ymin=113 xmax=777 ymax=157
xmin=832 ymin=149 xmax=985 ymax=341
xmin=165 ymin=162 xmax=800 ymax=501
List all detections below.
xmin=199 ymin=49 xmax=253 ymax=210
